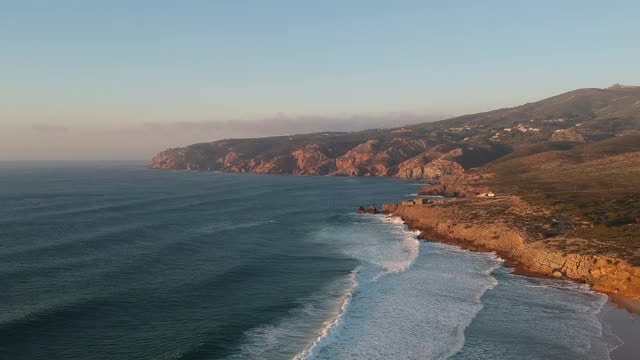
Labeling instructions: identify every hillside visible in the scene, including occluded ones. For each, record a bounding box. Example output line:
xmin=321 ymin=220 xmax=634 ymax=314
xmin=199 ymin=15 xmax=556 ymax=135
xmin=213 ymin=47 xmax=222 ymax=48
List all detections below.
xmin=475 ymin=133 xmax=640 ymax=259
xmin=151 ymin=85 xmax=640 ymax=179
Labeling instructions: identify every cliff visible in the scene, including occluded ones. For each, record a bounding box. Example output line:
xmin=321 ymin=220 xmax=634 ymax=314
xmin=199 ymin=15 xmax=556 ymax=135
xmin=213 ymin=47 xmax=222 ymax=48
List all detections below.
xmin=151 ymin=86 xmax=640 ymax=182
xmin=381 ymin=200 xmax=640 ymax=299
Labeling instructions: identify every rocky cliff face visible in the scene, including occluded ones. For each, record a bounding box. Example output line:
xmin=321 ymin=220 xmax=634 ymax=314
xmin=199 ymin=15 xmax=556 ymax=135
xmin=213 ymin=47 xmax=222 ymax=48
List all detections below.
xmin=396 ymin=148 xmax=466 ymax=179
xmin=333 ymin=139 xmax=386 ymax=176
xmin=381 ymin=202 xmax=640 ymax=299
xmin=150 ymin=137 xmax=494 ymax=182
xmin=151 ymin=146 xmax=216 ymax=170
xmin=292 ymin=144 xmax=336 ymax=175
xmin=150 ymin=135 xmax=468 ymax=179
xmin=332 ymin=138 xmax=429 ymax=176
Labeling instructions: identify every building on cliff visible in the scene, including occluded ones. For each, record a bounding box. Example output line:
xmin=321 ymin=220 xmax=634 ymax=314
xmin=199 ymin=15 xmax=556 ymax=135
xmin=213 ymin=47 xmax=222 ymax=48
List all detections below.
xmin=413 ymin=197 xmax=448 ymax=205
xmin=402 ymin=200 xmax=416 ymax=206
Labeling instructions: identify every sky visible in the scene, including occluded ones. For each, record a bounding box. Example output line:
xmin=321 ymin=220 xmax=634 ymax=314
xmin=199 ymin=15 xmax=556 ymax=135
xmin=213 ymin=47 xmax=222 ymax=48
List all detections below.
xmin=2 ymin=0 xmax=639 ymax=160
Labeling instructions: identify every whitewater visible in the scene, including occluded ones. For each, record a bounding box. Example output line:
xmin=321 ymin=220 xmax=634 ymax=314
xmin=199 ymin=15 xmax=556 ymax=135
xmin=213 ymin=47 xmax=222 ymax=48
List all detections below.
xmin=291 ymin=213 xmax=621 ymax=360
xmin=290 ymin=215 xmax=501 ymax=359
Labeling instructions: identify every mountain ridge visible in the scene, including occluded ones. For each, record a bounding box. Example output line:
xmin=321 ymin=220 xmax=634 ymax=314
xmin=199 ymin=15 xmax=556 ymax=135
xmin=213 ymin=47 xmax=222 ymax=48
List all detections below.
xmin=150 ymin=85 xmax=640 ymax=178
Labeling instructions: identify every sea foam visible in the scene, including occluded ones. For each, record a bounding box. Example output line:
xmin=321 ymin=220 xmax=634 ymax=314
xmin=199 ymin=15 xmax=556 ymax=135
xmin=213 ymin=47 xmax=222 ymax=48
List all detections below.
xmin=293 ymin=214 xmax=502 ymax=360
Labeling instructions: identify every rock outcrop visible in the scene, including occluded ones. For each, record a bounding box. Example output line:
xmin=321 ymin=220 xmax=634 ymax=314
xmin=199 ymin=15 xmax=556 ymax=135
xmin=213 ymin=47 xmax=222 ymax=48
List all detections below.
xmin=396 ymin=148 xmax=466 ymax=180
xmin=332 ymin=138 xmax=428 ymax=176
xmin=551 ymin=128 xmax=586 ymax=142
xmin=292 ymin=144 xmax=336 ymax=175
xmin=151 ymin=146 xmax=216 ymax=170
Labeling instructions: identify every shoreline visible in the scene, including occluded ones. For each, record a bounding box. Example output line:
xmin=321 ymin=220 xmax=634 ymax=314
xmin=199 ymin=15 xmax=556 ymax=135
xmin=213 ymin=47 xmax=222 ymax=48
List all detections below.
xmin=379 ymin=210 xmax=640 ymax=359
xmin=381 ymin=202 xmax=640 ymax=304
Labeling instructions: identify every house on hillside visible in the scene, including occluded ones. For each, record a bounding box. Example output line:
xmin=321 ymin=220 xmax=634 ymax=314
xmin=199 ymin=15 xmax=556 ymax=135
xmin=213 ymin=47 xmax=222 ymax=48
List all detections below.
xmin=476 ymin=192 xmax=496 ymax=198
xmin=414 ymin=198 xmax=430 ymax=205
xmin=402 ymin=200 xmax=416 ymax=206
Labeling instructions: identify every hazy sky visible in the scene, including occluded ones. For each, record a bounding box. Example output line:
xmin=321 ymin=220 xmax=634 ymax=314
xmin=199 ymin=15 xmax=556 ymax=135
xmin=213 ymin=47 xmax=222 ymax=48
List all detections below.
xmin=2 ymin=1 xmax=639 ymax=160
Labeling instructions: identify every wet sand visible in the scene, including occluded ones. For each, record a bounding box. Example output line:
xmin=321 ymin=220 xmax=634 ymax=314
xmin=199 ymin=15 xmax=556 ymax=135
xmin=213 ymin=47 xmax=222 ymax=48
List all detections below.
xmin=603 ymin=297 xmax=640 ymax=360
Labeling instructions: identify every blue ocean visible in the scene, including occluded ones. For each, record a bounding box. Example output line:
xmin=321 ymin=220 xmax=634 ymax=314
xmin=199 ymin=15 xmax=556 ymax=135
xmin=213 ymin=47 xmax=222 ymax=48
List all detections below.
xmin=0 ymin=162 xmax=622 ymax=359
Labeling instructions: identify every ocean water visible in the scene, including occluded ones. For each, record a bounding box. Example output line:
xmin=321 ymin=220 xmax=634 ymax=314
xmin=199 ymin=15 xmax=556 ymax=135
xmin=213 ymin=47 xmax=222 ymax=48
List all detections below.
xmin=0 ymin=162 xmax=621 ymax=359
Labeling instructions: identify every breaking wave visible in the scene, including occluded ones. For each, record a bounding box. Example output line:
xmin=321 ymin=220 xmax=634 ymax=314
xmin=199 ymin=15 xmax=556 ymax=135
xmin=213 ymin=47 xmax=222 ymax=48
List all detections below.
xmin=291 ymin=214 xmax=502 ymax=360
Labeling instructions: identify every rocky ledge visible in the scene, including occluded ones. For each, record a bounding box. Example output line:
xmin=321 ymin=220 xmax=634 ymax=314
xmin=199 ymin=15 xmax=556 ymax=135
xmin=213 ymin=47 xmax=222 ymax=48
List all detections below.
xmin=381 ymin=200 xmax=640 ymax=300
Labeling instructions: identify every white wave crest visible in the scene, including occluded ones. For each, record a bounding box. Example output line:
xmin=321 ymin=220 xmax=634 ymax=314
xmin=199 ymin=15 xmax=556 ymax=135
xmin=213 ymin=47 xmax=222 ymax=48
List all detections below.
xmin=227 ymin=270 xmax=358 ymax=360
xmin=293 ymin=269 xmax=359 ymax=360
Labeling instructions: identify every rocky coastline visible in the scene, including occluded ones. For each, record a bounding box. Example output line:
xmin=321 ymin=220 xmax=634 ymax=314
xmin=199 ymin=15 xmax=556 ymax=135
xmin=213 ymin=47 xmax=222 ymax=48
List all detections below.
xmin=380 ymin=202 xmax=640 ymax=301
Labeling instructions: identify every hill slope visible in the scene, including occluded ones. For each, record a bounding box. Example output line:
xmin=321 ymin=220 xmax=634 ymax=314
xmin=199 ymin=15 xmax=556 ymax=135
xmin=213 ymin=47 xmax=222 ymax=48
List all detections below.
xmin=151 ymin=85 xmax=640 ymax=179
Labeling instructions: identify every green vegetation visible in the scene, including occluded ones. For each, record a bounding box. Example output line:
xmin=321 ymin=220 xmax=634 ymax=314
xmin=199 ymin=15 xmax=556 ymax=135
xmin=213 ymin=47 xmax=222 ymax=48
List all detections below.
xmin=482 ymin=133 xmax=640 ymax=262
